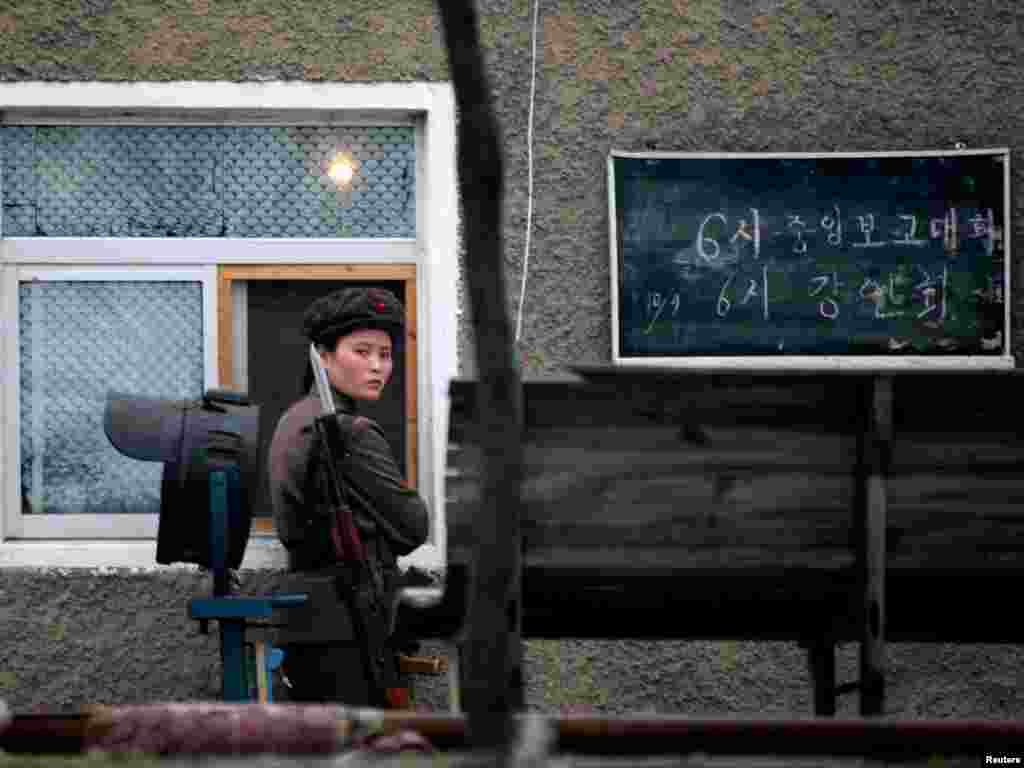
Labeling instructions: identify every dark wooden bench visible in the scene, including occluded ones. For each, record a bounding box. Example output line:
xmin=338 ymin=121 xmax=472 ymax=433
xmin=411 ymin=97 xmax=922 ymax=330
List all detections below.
xmin=399 ymin=364 xmax=1024 ymax=716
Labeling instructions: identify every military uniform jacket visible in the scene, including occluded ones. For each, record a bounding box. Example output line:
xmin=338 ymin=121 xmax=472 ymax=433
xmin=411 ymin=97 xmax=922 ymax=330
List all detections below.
xmin=267 ymin=387 xmax=429 ymax=645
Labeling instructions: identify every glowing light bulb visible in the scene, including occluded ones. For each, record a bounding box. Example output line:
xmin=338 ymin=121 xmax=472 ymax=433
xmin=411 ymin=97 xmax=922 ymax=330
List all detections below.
xmin=328 ymin=153 xmax=356 ymax=186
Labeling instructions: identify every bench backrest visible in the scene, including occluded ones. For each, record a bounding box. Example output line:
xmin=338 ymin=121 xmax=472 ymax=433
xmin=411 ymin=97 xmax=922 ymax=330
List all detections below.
xmin=421 ymin=367 xmax=1024 ymax=643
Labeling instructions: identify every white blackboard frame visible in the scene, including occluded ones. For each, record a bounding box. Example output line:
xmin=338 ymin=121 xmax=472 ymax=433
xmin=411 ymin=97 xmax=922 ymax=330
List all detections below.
xmin=608 ymin=148 xmax=1014 ymax=370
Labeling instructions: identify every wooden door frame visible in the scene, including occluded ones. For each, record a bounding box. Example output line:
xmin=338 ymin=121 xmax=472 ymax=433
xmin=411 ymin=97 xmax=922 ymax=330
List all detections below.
xmin=217 ymin=264 xmax=418 ymax=535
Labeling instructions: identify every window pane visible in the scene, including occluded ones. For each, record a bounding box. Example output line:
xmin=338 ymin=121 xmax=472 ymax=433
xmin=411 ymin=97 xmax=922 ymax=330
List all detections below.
xmin=19 ymin=281 xmax=204 ymax=515
xmin=0 ymin=126 xmax=415 ymax=238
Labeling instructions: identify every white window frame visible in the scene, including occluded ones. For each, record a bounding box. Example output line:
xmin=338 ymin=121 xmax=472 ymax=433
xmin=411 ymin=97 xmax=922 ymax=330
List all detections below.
xmin=0 ymin=82 xmax=459 ymax=575
xmin=4 ymin=265 xmax=218 ymax=539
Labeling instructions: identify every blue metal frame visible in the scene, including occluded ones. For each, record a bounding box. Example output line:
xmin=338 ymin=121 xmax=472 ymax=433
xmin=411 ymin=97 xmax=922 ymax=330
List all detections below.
xmin=187 ymin=468 xmax=307 ymax=702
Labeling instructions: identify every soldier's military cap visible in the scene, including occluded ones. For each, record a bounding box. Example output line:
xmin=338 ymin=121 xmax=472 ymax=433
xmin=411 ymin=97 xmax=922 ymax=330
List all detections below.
xmin=302 ymin=287 xmax=404 ymax=349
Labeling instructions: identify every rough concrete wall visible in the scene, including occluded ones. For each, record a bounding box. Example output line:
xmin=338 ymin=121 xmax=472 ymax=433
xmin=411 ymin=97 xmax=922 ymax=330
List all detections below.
xmin=0 ymin=0 xmax=448 ymax=82
xmin=3 ymin=567 xmax=1024 ymax=718
xmin=3 ymin=562 xmax=1024 ymax=718
xmin=0 ymin=567 xmax=445 ymax=711
xmin=1 ymin=0 xmax=1024 ymax=719
xmin=472 ymin=0 xmax=1024 ymax=375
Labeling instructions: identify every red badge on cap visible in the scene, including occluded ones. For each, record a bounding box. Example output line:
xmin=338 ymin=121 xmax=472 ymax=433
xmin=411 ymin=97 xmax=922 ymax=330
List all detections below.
xmin=367 ymin=289 xmax=387 ymax=313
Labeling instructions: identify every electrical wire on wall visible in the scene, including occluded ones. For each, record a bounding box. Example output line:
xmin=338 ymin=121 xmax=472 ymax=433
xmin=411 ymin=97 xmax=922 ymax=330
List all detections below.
xmin=514 ymin=0 xmax=541 ymax=345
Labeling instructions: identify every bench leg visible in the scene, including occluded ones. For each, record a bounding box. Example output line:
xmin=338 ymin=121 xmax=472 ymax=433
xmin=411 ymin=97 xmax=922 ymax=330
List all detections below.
xmin=856 ymin=375 xmax=891 ymax=717
xmin=806 ymin=637 xmax=836 ymax=717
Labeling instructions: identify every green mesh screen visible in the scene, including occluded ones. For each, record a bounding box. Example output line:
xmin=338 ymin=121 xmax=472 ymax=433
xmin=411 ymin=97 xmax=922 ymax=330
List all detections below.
xmin=1 ymin=126 xmax=415 ymax=238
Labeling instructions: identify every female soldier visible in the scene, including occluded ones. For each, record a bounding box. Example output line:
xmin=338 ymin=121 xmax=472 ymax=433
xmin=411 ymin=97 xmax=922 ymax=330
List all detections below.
xmin=267 ymin=286 xmax=429 ymax=704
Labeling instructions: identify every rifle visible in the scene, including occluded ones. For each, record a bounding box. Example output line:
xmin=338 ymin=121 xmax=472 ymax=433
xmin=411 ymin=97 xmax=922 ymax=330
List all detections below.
xmin=308 ymin=343 xmax=410 ymax=709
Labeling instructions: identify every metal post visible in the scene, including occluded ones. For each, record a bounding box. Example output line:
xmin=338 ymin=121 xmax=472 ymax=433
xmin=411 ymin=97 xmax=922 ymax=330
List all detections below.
xmin=209 ymin=468 xmax=247 ymax=702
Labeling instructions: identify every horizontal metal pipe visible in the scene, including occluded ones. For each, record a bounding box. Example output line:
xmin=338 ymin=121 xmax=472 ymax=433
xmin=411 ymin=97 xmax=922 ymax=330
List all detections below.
xmin=4 ymin=710 xmax=1024 ymax=759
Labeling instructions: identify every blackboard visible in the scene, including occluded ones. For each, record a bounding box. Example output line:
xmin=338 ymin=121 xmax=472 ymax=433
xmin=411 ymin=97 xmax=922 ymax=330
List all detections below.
xmin=609 ymin=150 xmax=1011 ymax=363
